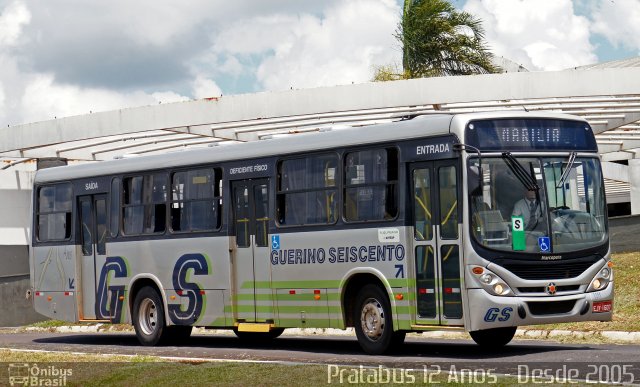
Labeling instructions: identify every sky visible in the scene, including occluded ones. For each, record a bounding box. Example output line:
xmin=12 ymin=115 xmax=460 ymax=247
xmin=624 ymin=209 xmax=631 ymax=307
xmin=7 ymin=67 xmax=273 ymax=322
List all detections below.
xmin=0 ymin=0 xmax=638 ymax=127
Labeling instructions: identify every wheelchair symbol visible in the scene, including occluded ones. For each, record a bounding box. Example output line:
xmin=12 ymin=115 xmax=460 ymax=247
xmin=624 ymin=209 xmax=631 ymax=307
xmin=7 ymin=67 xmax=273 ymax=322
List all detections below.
xmin=538 ymin=237 xmax=550 ymax=252
xmin=271 ymin=235 xmax=280 ymax=249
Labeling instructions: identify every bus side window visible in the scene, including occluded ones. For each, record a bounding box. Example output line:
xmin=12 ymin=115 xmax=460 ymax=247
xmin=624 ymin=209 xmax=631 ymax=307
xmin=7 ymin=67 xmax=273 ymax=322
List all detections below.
xmin=122 ymin=174 xmax=167 ymax=235
xmin=170 ymin=168 xmax=221 ymax=233
xmin=37 ymin=183 xmax=73 ymax=242
xmin=344 ymin=148 xmax=398 ymax=222
xmin=277 ymin=154 xmax=338 ymax=226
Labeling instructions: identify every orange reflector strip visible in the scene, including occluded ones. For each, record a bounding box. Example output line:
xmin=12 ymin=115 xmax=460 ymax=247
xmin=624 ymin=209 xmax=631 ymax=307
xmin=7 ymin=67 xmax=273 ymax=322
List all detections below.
xmin=170 ymin=295 xmax=176 ymax=300
xmin=47 ymin=296 xmax=52 ymax=302
xmin=314 ymin=295 xmax=321 ymax=300
xmin=119 ymin=296 xmax=125 ymax=301
xmin=472 ymin=267 xmax=484 ymax=275
xmin=608 ymin=261 xmax=614 ymax=268
xmin=395 ymin=294 xmax=404 ymax=300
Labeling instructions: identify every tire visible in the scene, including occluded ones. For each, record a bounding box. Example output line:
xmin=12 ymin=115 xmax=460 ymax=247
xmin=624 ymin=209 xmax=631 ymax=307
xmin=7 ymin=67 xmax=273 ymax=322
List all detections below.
xmin=233 ymin=328 xmax=285 ymax=341
xmin=165 ymin=325 xmax=193 ymax=344
xmin=469 ymin=326 xmax=517 ymax=348
xmin=353 ymin=284 xmax=395 ymax=355
xmin=132 ymin=286 xmax=168 ymax=346
xmin=391 ymin=331 xmax=407 ymax=349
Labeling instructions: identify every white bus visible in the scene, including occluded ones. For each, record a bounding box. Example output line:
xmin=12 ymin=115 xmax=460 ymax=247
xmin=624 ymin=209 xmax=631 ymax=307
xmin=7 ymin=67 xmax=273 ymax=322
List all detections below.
xmin=29 ymin=111 xmax=612 ymax=354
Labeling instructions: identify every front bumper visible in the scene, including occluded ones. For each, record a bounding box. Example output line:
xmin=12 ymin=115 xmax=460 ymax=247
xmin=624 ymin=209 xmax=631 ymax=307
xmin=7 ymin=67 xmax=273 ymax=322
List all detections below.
xmin=467 ymin=282 xmax=613 ymax=332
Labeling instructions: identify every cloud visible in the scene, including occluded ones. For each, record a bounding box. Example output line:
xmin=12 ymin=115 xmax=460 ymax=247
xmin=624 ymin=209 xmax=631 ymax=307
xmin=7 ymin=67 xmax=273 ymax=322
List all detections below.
xmin=16 ymin=1 xmax=209 ymax=90
xmin=208 ymin=0 xmax=401 ymax=91
xmin=18 ymin=74 xmax=189 ymax=124
xmin=12 ymin=0 xmax=344 ymax=92
xmin=464 ymin=0 xmax=597 ymax=70
xmin=0 ymin=0 xmax=195 ymax=126
xmin=0 ymin=0 xmax=30 ymax=46
xmin=590 ymin=0 xmax=640 ymax=53
xmin=3 ymin=0 xmax=398 ymax=127
xmin=191 ymin=75 xmax=222 ymax=99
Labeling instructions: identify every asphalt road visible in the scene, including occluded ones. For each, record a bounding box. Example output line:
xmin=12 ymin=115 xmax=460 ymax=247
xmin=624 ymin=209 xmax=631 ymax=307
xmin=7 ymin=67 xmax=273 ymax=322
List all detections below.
xmin=2 ymin=331 xmax=640 ymax=384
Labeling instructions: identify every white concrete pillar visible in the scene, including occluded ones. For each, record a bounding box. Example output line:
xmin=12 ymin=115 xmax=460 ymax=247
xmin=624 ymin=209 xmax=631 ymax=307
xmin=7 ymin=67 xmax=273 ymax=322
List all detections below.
xmin=629 ymin=159 xmax=640 ymax=215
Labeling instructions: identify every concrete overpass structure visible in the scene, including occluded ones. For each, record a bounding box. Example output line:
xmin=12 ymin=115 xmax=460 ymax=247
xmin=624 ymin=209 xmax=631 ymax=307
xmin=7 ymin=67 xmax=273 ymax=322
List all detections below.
xmin=2 ymin=60 xmax=640 ymax=325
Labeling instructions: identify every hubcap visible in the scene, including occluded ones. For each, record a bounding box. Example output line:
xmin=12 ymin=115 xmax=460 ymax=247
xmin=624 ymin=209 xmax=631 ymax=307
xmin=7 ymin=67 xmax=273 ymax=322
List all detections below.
xmin=360 ymin=297 xmax=385 ymax=341
xmin=138 ymin=298 xmax=157 ymax=336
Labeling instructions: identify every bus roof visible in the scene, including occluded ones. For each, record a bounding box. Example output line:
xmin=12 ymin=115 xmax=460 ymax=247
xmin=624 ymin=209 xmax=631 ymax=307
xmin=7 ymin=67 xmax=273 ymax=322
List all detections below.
xmin=34 ymin=111 xmax=586 ymax=184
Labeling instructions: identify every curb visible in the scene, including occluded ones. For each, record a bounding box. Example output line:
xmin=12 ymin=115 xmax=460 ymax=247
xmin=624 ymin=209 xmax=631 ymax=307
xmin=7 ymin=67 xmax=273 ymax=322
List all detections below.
xmin=516 ymin=329 xmax=640 ymax=342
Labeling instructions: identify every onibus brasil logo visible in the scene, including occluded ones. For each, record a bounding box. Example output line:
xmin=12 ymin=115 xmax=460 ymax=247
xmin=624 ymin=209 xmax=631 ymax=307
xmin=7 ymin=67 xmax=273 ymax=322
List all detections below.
xmin=8 ymin=363 xmax=72 ymax=386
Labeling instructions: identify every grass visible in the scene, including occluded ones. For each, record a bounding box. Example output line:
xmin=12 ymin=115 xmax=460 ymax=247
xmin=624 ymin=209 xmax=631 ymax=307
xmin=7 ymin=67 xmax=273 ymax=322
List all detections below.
xmin=24 ymin=320 xmax=132 ymax=332
xmin=26 ymin=320 xmax=72 ymax=328
xmin=531 ymin=251 xmax=640 ymax=332
xmin=0 ymin=349 xmax=526 ymax=387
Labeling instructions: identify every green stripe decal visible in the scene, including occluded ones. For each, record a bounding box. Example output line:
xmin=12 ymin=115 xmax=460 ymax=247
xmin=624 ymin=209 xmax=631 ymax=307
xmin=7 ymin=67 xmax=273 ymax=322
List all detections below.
xmin=244 ymin=280 xmax=342 ymax=289
xmin=233 ymin=293 xmax=341 ymax=302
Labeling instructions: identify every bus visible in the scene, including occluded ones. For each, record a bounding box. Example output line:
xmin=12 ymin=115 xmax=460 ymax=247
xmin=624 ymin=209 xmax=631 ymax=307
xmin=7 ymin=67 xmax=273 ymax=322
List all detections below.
xmin=29 ymin=111 xmax=612 ymax=354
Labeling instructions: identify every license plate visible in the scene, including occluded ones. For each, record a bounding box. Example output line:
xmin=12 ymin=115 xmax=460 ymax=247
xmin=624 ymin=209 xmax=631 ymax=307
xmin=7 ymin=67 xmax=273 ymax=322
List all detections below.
xmin=592 ymin=300 xmax=612 ymax=313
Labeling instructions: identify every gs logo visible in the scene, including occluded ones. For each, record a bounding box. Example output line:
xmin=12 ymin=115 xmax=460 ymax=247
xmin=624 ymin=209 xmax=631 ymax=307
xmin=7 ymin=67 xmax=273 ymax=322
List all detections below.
xmin=168 ymin=253 xmax=211 ymax=325
xmin=484 ymin=307 xmax=513 ymax=322
xmin=96 ymin=256 xmax=128 ymax=322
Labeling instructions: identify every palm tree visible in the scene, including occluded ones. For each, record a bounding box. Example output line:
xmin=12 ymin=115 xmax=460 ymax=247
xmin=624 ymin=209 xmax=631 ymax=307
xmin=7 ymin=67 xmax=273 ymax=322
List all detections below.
xmin=400 ymin=0 xmax=498 ymax=77
xmin=374 ymin=0 xmax=498 ymax=80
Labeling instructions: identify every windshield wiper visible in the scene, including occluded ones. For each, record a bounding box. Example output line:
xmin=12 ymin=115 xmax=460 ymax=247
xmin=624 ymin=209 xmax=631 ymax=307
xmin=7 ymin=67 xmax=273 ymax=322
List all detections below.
xmin=556 ymin=151 xmax=577 ymax=189
xmin=501 ymin=152 xmax=539 ymax=191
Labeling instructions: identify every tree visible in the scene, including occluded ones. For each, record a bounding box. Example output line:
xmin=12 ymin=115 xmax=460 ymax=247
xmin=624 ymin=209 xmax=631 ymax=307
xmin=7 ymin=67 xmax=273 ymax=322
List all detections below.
xmin=374 ymin=0 xmax=498 ymax=80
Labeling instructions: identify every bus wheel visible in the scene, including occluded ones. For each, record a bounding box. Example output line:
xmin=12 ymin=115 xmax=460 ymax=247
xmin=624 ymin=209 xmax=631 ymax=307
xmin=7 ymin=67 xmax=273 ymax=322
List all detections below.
xmin=133 ymin=286 xmax=167 ymax=346
xmin=469 ymin=327 xmax=517 ymax=348
xmin=233 ymin=328 xmax=285 ymax=341
xmin=353 ymin=284 xmax=394 ymax=355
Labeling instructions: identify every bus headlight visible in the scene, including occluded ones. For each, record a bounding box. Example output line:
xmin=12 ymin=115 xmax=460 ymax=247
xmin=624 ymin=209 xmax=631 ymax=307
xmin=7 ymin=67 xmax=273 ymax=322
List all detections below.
xmin=587 ymin=263 xmax=613 ymax=292
xmin=471 ymin=267 xmax=512 ymax=296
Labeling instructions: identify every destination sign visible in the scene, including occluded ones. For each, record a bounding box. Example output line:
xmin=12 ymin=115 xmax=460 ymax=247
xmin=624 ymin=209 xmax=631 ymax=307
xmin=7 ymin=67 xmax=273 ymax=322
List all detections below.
xmin=465 ymin=119 xmax=598 ymax=152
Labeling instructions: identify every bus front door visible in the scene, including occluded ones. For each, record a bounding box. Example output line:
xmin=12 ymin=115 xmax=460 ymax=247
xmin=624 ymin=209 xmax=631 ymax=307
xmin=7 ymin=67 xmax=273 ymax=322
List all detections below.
xmin=411 ymin=160 xmax=464 ymax=326
xmin=231 ymin=179 xmax=274 ymax=323
xmin=78 ymin=194 xmax=108 ymax=320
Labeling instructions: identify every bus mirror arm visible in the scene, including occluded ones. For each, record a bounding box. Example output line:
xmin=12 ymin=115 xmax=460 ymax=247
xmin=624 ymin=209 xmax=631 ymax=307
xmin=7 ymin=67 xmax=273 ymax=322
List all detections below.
xmin=453 ymin=143 xmax=483 ymax=192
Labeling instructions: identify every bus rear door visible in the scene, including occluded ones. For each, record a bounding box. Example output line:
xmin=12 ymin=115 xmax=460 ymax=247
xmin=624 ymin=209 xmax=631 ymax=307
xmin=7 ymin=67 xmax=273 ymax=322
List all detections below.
xmin=78 ymin=194 xmax=108 ymax=320
xmin=410 ymin=160 xmax=464 ymax=326
xmin=231 ymin=179 xmax=274 ymax=324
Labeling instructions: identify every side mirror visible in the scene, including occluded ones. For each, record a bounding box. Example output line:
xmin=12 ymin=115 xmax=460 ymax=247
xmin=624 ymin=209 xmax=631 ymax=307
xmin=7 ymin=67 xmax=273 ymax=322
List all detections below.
xmin=468 ymin=165 xmax=483 ymax=196
xmin=453 ymin=143 xmax=483 ymax=196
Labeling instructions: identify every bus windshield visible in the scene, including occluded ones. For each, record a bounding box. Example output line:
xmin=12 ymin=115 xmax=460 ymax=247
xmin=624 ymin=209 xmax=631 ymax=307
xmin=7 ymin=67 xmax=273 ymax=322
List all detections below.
xmin=468 ymin=156 xmax=607 ymax=255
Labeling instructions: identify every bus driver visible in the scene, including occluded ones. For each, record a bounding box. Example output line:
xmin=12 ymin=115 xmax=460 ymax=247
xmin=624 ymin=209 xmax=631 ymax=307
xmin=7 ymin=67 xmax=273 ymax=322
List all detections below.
xmin=512 ymin=188 xmax=543 ymax=231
